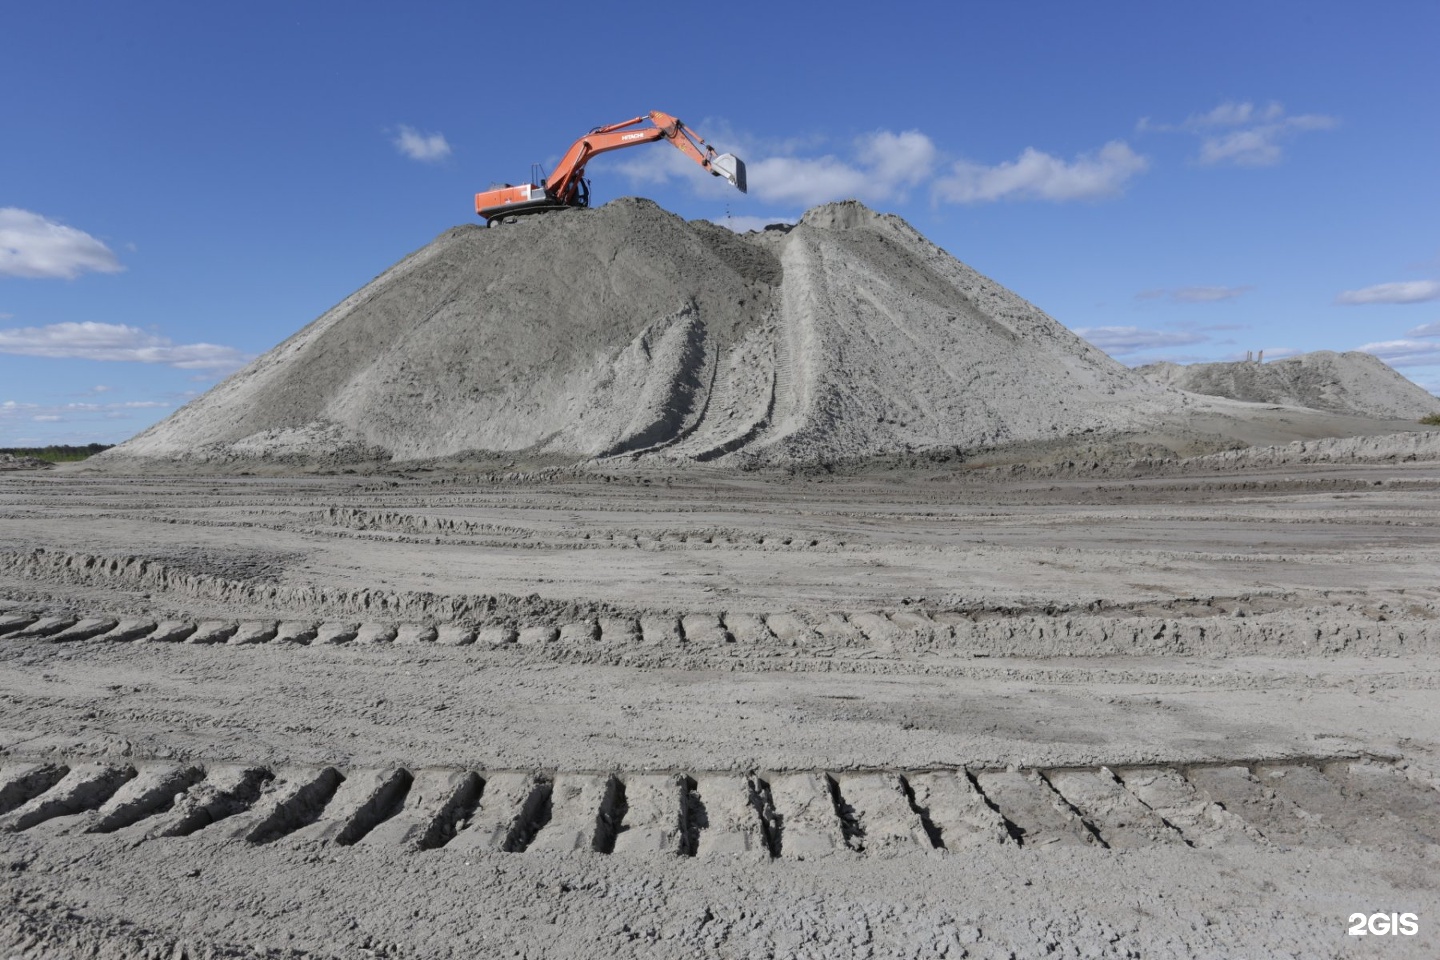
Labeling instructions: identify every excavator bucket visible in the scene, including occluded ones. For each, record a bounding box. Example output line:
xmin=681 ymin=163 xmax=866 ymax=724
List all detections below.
xmin=710 ymin=153 xmax=747 ymax=193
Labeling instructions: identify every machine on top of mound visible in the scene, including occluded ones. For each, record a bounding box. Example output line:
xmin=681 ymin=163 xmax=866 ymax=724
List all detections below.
xmin=475 ymin=111 xmax=746 ymax=225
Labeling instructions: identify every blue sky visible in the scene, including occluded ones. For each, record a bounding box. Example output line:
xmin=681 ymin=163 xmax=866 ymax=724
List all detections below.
xmin=3 ymin=0 xmax=1437 ymax=445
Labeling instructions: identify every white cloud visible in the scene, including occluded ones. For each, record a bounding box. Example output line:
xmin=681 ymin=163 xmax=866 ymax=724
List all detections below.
xmin=617 ymin=128 xmax=940 ymax=208
xmin=707 ymin=215 xmax=797 ymax=234
xmin=1186 ymin=101 xmax=1286 ymax=127
xmin=856 ymin=130 xmax=937 ymax=188
xmin=612 ymin=142 xmax=691 ymax=186
xmin=1198 ymin=120 xmax=1335 ymax=166
xmin=934 ymin=141 xmax=1148 ymax=204
xmin=0 ymin=321 xmax=251 ymax=372
xmin=1198 ymin=129 xmax=1288 ymax=167
xmin=0 ymin=208 xmax=124 ymax=279
xmin=1139 ymin=101 xmax=1337 ymax=167
xmin=393 ymin=125 xmax=451 ymax=162
xmin=0 ymin=398 xmax=172 ymax=426
xmin=1173 ymin=285 xmax=1253 ymax=302
xmin=1336 ymin=280 xmax=1440 ymax=305
xmin=1407 ymin=321 xmax=1440 ymax=338
xmin=1357 ymin=339 xmax=1440 ymax=368
xmin=748 ymin=154 xmax=874 ymax=207
xmin=1074 ymin=326 xmax=1208 ymax=355
xmin=1139 ymin=285 xmax=1254 ymax=303
xmin=746 ymin=130 xmax=939 ymax=207
xmin=614 ymin=123 xmax=1142 ymax=208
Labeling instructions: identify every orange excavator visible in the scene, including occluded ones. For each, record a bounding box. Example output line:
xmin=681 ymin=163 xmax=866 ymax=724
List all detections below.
xmin=475 ymin=110 xmax=746 ymax=224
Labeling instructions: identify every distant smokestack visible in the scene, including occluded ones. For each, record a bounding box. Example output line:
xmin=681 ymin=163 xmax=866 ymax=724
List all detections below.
xmin=1258 ymin=350 xmax=1264 ymax=363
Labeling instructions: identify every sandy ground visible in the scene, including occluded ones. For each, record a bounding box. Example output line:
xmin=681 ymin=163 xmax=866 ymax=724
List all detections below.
xmin=0 ymin=445 xmax=1438 ymax=958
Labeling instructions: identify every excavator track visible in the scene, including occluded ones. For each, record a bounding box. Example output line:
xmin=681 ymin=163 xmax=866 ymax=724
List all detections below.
xmin=481 ymin=198 xmax=577 ymax=225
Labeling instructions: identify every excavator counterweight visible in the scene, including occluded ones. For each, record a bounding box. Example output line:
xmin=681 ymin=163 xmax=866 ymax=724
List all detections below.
xmin=475 ymin=111 xmax=746 ymax=224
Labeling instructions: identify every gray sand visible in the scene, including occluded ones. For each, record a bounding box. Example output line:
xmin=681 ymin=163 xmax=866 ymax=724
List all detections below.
xmin=3 ymin=457 xmax=1440 ymax=958
xmin=103 ymin=199 xmax=1190 ymax=470
xmin=1138 ymin=350 xmax=1440 ymax=420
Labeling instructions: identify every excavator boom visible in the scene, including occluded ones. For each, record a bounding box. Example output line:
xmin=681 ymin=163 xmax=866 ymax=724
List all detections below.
xmin=475 ymin=111 xmax=745 ymax=224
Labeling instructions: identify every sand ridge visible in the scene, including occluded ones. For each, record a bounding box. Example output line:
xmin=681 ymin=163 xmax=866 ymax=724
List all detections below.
xmin=103 ymin=199 xmax=1191 ymax=470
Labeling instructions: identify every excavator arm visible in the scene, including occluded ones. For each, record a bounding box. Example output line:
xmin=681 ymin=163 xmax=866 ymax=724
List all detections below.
xmin=475 ymin=111 xmax=746 ymax=223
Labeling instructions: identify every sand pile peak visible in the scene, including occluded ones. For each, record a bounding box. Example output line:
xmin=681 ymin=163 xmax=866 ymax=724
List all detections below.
xmin=1137 ymin=350 xmax=1439 ymax=421
xmin=103 ymin=198 xmax=1183 ymax=470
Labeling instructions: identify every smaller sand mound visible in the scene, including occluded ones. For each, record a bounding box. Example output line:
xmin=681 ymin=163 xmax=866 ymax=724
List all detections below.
xmin=1137 ymin=351 xmax=1440 ymax=420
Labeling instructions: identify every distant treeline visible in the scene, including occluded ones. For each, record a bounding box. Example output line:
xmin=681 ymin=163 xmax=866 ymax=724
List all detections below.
xmin=0 ymin=443 xmax=114 ymax=462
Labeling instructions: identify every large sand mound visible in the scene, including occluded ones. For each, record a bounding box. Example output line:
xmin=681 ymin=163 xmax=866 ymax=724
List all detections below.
xmin=102 ymin=199 xmax=1184 ymax=470
xmin=1137 ymin=351 xmax=1440 ymax=420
